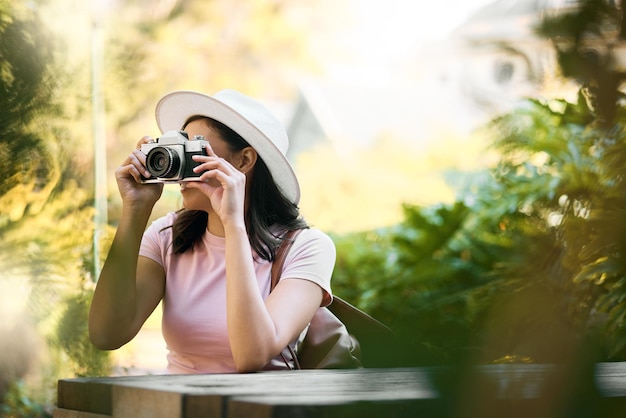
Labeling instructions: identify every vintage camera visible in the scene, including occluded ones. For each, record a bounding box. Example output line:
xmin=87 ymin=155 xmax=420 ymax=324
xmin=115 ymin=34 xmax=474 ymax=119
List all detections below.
xmin=141 ymin=130 xmax=208 ymax=183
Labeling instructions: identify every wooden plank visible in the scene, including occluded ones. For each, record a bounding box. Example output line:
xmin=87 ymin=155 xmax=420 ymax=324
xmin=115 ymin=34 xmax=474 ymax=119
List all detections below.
xmin=105 ymin=374 xmax=226 ymax=418
xmin=57 ymin=378 xmax=115 ymax=415
xmin=108 ymin=368 xmax=434 ymax=399
xmin=56 ymin=374 xmax=176 ymax=415
xmin=54 ymin=364 xmax=626 ymax=418
xmin=183 ymin=368 xmax=436 ymax=418
xmin=183 ymin=393 xmax=224 ymax=418
xmin=105 ymin=369 xmax=436 ymax=417
xmin=112 ymin=385 xmax=183 ymax=418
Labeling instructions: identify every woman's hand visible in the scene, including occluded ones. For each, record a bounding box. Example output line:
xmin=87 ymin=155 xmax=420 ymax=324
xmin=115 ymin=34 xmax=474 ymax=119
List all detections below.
xmin=115 ymin=136 xmax=163 ymax=208
xmin=185 ymin=145 xmax=246 ymax=228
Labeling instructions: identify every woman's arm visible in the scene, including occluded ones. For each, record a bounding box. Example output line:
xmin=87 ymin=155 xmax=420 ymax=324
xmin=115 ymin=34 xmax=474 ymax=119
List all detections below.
xmin=88 ymin=138 xmax=166 ymax=350
xmin=88 ymin=205 xmax=165 ymax=350
xmin=224 ymin=225 xmax=324 ymax=373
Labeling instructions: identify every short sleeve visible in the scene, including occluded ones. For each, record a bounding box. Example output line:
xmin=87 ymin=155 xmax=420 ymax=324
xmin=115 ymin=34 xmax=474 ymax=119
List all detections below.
xmin=280 ymin=228 xmax=336 ymax=307
xmin=139 ymin=212 xmax=176 ymax=267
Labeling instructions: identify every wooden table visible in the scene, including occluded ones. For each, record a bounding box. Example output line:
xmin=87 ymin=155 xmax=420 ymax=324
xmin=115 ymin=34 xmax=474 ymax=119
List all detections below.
xmin=54 ymin=363 xmax=626 ymax=418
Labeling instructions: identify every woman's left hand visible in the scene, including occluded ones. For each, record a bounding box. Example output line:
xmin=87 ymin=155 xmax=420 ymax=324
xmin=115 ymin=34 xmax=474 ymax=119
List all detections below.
xmin=185 ymin=148 xmax=247 ymax=227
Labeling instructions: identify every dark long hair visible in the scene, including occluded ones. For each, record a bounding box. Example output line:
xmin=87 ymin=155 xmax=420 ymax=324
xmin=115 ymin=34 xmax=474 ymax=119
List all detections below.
xmin=168 ymin=116 xmax=307 ymax=261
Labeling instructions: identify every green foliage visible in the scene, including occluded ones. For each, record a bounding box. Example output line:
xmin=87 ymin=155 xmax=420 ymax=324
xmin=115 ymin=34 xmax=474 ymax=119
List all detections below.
xmin=477 ymin=95 xmax=606 ymax=360
xmin=0 ymin=0 xmax=111 ymax=412
xmin=0 ymin=0 xmax=63 ymax=227
xmin=531 ymin=0 xmax=626 ymax=358
xmin=0 ymin=381 xmax=50 ymax=418
xmin=536 ymin=0 xmax=626 ymax=125
xmin=332 ymin=85 xmax=626 ymax=365
xmin=332 ymin=202 xmax=500 ymax=365
xmin=56 ymin=291 xmax=111 ymax=377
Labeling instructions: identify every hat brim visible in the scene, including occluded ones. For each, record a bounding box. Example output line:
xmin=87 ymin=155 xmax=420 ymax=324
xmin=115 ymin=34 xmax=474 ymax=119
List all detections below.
xmin=155 ymin=91 xmax=300 ymax=204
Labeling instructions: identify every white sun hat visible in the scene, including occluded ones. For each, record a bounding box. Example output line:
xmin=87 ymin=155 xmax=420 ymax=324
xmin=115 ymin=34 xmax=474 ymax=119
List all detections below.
xmin=155 ymin=89 xmax=300 ymax=204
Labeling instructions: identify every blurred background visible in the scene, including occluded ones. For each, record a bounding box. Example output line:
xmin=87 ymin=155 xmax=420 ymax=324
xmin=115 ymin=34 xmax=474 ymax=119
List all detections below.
xmin=4 ymin=0 xmax=626 ymax=415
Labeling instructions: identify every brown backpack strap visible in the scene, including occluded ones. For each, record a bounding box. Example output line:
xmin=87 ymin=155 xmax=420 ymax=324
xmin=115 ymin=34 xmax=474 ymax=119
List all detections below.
xmin=270 ymin=229 xmax=302 ymax=291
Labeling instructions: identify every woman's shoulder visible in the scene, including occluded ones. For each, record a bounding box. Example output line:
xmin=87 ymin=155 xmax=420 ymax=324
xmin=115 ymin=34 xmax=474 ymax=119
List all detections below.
xmin=295 ymin=227 xmax=331 ymax=240
xmin=292 ymin=227 xmax=335 ymax=252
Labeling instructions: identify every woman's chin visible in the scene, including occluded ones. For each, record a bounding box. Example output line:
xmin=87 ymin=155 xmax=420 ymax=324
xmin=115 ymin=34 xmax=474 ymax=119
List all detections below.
xmin=180 ymin=186 xmax=211 ymax=212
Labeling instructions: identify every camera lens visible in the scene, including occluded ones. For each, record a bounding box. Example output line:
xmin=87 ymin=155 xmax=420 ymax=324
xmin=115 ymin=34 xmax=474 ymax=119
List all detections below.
xmin=146 ymin=147 xmax=181 ymax=178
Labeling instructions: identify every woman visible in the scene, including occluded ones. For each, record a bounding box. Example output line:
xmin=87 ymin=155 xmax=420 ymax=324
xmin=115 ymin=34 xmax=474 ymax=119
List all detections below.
xmin=88 ymin=90 xmax=335 ymax=373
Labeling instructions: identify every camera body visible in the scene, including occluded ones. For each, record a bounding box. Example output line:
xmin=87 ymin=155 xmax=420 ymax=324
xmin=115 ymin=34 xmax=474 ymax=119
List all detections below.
xmin=140 ymin=130 xmax=208 ymax=183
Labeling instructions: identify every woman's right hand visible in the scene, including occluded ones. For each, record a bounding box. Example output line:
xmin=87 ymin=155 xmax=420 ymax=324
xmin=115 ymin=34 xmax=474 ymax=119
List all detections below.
xmin=115 ymin=136 xmax=163 ymax=208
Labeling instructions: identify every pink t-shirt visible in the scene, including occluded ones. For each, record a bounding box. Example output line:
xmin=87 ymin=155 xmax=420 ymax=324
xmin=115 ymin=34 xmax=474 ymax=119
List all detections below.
xmin=138 ymin=212 xmax=335 ymax=374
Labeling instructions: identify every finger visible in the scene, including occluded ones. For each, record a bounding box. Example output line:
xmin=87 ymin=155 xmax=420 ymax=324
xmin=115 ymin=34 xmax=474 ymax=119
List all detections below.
xmin=131 ymin=149 xmax=148 ymax=166
xmin=202 ymin=142 xmax=217 ymax=157
xmin=127 ymin=165 xmax=145 ymax=183
xmin=116 ymin=163 xmax=143 ymax=184
xmin=191 ymin=154 xmax=220 ymax=165
xmin=191 ymin=160 xmax=219 ymax=175
xmin=130 ymin=150 xmax=152 ymax=178
xmin=197 ymin=166 xmax=243 ymax=188
xmin=136 ymin=135 xmax=155 ymax=150
xmin=192 ymin=155 xmax=237 ymax=175
xmin=122 ymin=150 xmax=151 ymax=179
